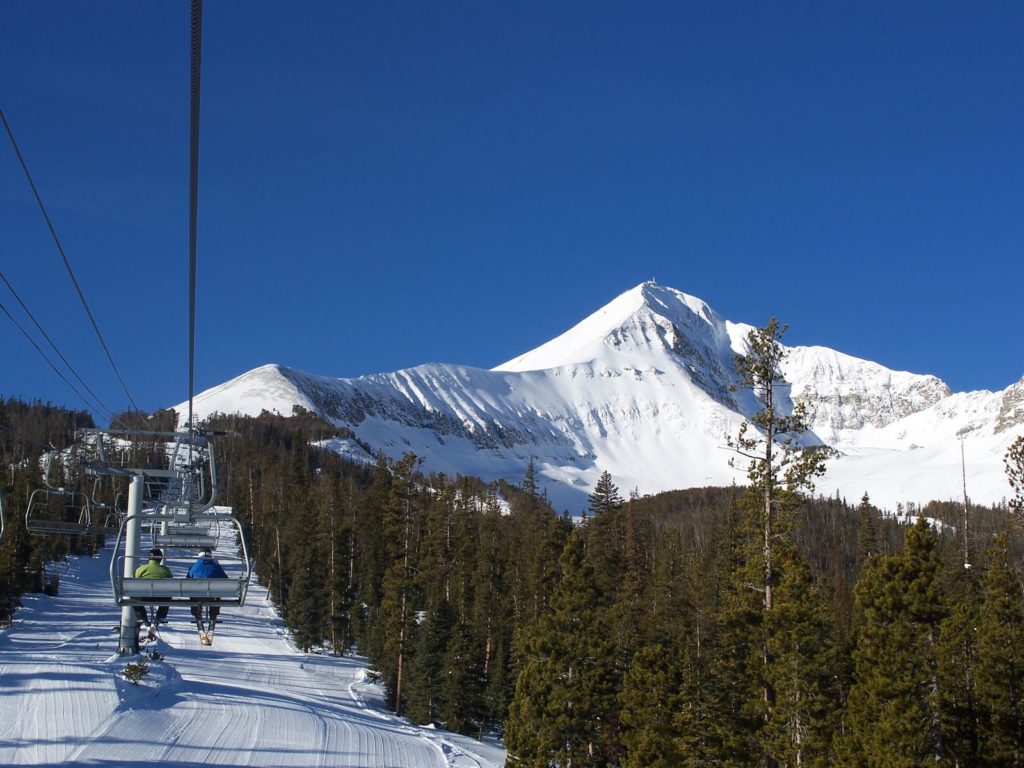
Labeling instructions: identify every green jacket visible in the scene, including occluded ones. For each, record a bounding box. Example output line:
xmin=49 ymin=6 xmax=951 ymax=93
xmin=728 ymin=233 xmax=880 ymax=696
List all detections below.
xmin=134 ymin=558 xmax=172 ymax=579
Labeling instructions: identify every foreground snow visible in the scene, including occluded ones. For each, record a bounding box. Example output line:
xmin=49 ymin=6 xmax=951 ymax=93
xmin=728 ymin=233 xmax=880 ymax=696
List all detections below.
xmin=0 ymin=550 xmax=505 ymax=767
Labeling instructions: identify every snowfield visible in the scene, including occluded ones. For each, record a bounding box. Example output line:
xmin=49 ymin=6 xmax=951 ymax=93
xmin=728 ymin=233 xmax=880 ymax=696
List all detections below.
xmin=0 ymin=549 xmax=505 ymax=767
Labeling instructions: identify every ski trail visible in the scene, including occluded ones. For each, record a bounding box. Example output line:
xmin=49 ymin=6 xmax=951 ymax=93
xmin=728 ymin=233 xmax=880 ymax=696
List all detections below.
xmin=0 ymin=544 xmax=504 ymax=767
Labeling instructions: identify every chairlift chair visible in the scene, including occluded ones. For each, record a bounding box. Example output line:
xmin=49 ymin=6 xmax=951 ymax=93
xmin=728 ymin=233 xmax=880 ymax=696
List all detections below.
xmin=149 ymin=516 xmax=220 ymax=550
xmin=83 ymin=477 xmax=123 ymax=535
xmin=25 ymin=451 xmax=119 ymax=537
xmin=110 ymin=511 xmax=252 ymax=608
xmin=25 ymin=487 xmax=121 ymax=536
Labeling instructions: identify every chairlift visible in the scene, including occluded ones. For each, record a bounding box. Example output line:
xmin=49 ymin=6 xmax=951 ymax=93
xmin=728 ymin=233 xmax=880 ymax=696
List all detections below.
xmin=81 ymin=428 xmax=219 ymax=516
xmin=110 ymin=510 xmax=252 ymax=608
xmin=148 ymin=513 xmax=220 ymax=550
xmin=24 ymin=452 xmax=115 ymax=536
xmin=89 ymin=478 xmax=125 ymax=530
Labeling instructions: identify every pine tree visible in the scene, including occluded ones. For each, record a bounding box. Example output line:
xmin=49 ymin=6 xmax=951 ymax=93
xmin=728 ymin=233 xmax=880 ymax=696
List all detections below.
xmin=326 ymin=474 xmax=356 ymax=653
xmin=728 ymin=318 xmax=832 ymax=764
xmin=522 ymin=458 xmax=539 ymax=497
xmin=856 ymin=493 xmax=880 ymax=565
xmin=763 ymin=549 xmax=841 ymax=768
xmin=974 ymin=532 xmax=1024 ymax=767
xmin=440 ymin=614 xmax=486 ymax=734
xmin=354 ymin=453 xmax=393 ymax=655
xmin=283 ymin=492 xmax=325 ymax=652
xmin=608 ymin=492 xmax=650 ymax=660
xmin=643 ymin=521 xmax=688 ymax=643
xmin=1005 ymin=436 xmax=1024 ymax=515
xmin=585 ymin=470 xmax=626 ymax=606
xmin=472 ymin=496 xmax=514 ymax=732
xmin=505 ymin=529 xmax=619 ymax=767
xmin=506 ymin=471 xmax=569 ymax=629
xmin=405 ymin=597 xmax=455 ymax=724
xmin=729 ymin=318 xmax=831 ymax=616
xmin=679 ymin=498 xmax=763 ymax=767
xmin=937 ymin=566 xmax=980 ymax=767
xmin=276 ymin=437 xmax=327 ymax=652
xmin=839 ymin=518 xmax=946 ymax=767
xmin=619 ymin=643 xmax=686 ymax=768
xmin=588 ymin=470 xmax=624 ymax=516
xmin=377 ymin=452 xmax=424 ymax=716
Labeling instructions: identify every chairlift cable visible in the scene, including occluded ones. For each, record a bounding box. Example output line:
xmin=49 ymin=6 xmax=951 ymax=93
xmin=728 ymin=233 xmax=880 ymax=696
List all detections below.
xmin=0 ymin=108 xmax=140 ymax=413
xmin=0 ymin=270 xmax=115 ymax=418
xmin=187 ymin=0 xmax=203 ymax=440
xmin=0 ymin=298 xmax=109 ymax=421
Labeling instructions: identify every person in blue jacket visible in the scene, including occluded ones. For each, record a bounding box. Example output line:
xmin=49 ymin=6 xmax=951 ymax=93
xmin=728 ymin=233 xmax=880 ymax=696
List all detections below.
xmin=187 ymin=547 xmax=228 ymax=641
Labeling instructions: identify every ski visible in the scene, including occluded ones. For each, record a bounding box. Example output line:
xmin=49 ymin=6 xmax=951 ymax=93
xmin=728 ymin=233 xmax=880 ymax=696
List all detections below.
xmin=194 ymin=611 xmax=210 ymax=645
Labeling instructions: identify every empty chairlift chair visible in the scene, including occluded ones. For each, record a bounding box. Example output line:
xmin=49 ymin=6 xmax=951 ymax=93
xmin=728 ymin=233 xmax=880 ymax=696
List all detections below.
xmin=149 ymin=515 xmax=220 ymax=550
xmin=24 ymin=453 xmax=120 ymax=537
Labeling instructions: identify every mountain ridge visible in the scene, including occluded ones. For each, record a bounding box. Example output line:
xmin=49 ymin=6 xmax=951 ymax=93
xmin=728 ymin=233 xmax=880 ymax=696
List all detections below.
xmin=179 ymin=283 xmax=1023 ymax=512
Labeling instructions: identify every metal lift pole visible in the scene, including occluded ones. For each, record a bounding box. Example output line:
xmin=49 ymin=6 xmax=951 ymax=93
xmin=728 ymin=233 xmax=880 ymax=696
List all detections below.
xmin=117 ymin=476 xmax=144 ymax=654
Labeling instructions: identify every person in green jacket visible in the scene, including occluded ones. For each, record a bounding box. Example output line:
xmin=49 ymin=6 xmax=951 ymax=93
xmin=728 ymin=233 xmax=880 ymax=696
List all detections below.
xmin=134 ymin=547 xmax=172 ymax=627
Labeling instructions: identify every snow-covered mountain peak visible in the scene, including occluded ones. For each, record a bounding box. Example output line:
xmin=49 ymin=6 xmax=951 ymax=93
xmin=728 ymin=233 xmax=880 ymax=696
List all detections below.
xmin=494 ymin=281 xmax=731 ymax=373
xmin=187 ymin=362 xmax=313 ymax=419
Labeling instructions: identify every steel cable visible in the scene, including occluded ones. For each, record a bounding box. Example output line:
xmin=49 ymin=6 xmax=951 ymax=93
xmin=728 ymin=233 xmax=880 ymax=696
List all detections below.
xmin=0 ymin=108 xmax=140 ymax=413
xmin=187 ymin=0 xmax=203 ymax=437
xmin=0 ymin=270 xmax=114 ymax=419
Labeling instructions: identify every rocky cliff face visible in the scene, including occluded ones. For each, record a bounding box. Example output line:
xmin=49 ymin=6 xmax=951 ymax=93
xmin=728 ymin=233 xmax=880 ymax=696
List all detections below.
xmin=783 ymin=347 xmax=952 ymax=433
xmin=995 ymin=375 xmax=1024 ymax=434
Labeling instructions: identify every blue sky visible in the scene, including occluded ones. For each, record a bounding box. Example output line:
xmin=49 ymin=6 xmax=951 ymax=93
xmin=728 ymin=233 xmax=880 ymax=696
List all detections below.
xmin=1 ymin=2 xmax=1021 ymax=424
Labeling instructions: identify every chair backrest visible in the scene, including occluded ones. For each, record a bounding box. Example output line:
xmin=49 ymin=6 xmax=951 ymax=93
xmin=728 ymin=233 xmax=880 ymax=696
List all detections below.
xmin=151 ymin=530 xmax=218 ymax=549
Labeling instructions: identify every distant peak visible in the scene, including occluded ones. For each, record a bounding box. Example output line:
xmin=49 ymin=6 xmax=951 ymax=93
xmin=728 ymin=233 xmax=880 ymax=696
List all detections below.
xmin=250 ymin=363 xmax=286 ymax=376
xmin=637 ymin=282 xmax=716 ymax=324
xmin=494 ymin=282 xmax=726 ymax=372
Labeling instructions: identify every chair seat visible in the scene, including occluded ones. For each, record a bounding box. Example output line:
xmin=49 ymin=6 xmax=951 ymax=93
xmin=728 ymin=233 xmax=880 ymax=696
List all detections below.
xmin=27 ymin=519 xmax=119 ymax=537
xmin=151 ymin=531 xmax=218 ymax=548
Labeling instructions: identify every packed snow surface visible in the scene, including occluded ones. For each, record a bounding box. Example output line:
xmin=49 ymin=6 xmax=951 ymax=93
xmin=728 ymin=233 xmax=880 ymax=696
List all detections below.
xmin=0 ymin=548 xmax=504 ymax=767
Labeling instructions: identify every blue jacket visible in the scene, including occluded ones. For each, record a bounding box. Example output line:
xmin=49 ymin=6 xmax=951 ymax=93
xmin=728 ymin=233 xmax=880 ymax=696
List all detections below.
xmin=187 ymin=555 xmax=227 ymax=579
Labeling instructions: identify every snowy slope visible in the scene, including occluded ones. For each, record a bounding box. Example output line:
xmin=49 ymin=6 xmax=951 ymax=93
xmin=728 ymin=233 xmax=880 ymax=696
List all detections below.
xmin=0 ymin=547 xmax=504 ymax=767
xmin=177 ymin=282 xmax=1024 ymax=513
